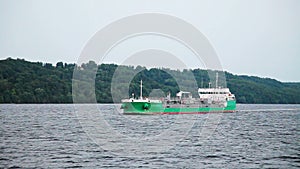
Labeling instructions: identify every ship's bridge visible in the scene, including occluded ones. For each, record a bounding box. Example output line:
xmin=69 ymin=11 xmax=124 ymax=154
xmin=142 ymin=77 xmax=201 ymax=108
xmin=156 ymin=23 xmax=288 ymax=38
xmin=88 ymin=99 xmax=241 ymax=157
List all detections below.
xmin=198 ymin=88 xmax=230 ymax=94
xmin=198 ymin=88 xmax=235 ymax=101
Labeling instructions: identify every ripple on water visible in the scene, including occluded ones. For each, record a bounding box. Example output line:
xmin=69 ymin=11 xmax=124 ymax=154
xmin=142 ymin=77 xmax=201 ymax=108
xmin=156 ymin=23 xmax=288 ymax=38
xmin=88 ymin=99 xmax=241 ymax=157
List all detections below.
xmin=1 ymin=104 xmax=299 ymax=168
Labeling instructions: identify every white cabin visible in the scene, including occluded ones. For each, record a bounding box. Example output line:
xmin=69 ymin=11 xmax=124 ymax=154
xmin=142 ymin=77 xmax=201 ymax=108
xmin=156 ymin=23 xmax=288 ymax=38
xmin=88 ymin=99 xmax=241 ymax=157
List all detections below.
xmin=198 ymin=88 xmax=235 ymax=103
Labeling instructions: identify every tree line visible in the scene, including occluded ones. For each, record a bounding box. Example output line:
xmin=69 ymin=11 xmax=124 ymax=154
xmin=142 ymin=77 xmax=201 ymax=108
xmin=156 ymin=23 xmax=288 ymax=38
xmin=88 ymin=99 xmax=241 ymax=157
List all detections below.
xmin=0 ymin=58 xmax=299 ymax=104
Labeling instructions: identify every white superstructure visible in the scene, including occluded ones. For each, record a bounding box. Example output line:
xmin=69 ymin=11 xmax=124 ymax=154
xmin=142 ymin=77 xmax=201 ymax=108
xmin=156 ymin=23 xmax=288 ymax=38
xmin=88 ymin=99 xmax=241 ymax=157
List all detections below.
xmin=198 ymin=87 xmax=235 ymax=104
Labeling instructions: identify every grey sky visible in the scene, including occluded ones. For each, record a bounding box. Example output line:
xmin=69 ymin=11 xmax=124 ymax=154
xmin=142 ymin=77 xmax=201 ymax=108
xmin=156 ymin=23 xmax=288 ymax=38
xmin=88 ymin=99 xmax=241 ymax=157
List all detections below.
xmin=0 ymin=0 xmax=299 ymax=82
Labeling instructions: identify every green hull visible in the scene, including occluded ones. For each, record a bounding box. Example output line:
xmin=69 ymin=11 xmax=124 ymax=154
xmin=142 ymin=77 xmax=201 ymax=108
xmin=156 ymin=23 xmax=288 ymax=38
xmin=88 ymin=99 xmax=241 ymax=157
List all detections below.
xmin=121 ymin=100 xmax=236 ymax=115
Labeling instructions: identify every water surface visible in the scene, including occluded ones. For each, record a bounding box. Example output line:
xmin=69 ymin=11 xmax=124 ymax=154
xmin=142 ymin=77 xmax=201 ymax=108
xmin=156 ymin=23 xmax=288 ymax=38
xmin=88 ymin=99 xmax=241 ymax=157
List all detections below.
xmin=1 ymin=104 xmax=299 ymax=168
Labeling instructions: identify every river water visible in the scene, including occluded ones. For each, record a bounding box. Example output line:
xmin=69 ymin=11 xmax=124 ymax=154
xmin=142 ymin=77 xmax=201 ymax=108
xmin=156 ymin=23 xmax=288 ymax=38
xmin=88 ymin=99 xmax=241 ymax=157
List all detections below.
xmin=1 ymin=104 xmax=299 ymax=168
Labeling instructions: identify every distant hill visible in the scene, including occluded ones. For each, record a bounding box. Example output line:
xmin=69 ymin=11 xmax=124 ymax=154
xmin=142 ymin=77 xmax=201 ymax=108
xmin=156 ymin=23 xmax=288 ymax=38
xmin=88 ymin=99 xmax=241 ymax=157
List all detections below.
xmin=0 ymin=58 xmax=299 ymax=104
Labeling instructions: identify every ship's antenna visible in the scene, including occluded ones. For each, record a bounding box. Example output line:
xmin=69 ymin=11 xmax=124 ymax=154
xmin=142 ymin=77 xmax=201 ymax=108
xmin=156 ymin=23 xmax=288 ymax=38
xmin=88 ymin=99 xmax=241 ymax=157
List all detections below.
xmin=140 ymin=79 xmax=143 ymax=99
xmin=216 ymin=72 xmax=218 ymax=88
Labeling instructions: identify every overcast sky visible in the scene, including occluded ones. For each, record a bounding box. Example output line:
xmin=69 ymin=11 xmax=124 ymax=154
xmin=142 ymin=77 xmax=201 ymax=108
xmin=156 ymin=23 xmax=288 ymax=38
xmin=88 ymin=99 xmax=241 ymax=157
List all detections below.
xmin=1 ymin=0 xmax=299 ymax=82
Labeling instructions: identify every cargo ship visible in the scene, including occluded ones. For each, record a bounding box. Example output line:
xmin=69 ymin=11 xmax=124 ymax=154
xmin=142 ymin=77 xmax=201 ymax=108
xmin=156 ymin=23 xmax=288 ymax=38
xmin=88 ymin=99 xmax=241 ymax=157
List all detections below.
xmin=121 ymin=74 xmax=236 ymax=115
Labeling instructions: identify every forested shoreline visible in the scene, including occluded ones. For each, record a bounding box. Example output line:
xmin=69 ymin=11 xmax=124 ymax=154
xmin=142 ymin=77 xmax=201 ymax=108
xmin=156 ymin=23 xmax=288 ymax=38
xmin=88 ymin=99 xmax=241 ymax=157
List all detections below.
xmin=0 ymin=58 xmax=299 ymax=104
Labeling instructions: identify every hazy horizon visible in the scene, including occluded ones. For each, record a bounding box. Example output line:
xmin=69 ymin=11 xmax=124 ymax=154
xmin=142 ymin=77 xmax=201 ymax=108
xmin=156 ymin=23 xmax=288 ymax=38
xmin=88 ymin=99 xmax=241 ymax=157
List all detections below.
xmin=2 ymin=56 xmax=300 ymax=83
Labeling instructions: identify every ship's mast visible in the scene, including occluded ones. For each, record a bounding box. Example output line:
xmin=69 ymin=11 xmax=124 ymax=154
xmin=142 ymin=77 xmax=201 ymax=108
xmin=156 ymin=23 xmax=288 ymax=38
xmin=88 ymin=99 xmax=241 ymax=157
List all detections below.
xmin=140 ymin=80 xmax=143 ymax=99
xmin=216 ymin=72 xmax=218 ymax=88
